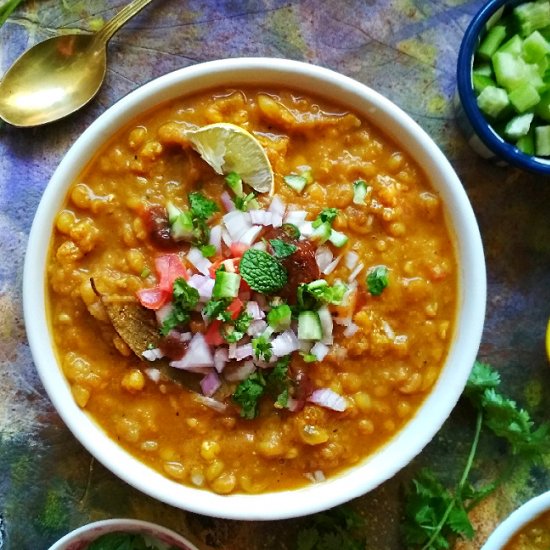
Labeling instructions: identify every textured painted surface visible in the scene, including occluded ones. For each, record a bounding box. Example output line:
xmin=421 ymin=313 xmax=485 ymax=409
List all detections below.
xmin=1 ymin=1 xmax=549 ymax=548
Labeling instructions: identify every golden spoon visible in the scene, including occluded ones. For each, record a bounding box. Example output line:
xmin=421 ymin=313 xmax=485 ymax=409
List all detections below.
xmin=0 ymin=0 xmax=153 ymax=127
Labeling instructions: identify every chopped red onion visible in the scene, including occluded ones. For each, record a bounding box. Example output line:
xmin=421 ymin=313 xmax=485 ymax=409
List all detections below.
xmin=271 ymin=330 xmax=299 ymax=357
xmin=308 ymin=388 xmax=347 ymax=412
xmin=223 ymin=210 xmax=252 ymax=242
xmin=249 ymin=210 xmax=282 ymax=227
xmin=348 ymin=262 xmax=364 ymax=283
xmin=334 ymin=316 xmax=352 ymax=326
xmin=239 ymin=225 xmax=263 ymax=246
xmin=200 ymin=370 xmax=221 ymax=396
xmin=221 ymin=191 xmax=236 ymax=212
xmin=315 ymin=245 xmax=333 ymax=272
xmin=213 ymin=347 xmax=228 ymax=373
xmin=187 ymin=247 xmax=212 ymax=276
xmin=314 ymin=470 xmax=326 ymax=482
xmin=222 ymin=228 xmax=233 ymax=247
xmin=209 ymin=224 xmax=222 ymax=254
xmin=235 ymin=343 xmax=253 ymax=361
xmin=188 ymin=273 xmax=215 ymax=301
xmin=343 ymin=322 xmax=359 ymax=337
xmin=268 ymin=195 xmax=286 ymax=217
xmin=155 ymin=303 xmax=173 ymax=325
xmin=193 ymin=393 xmax=227 ymax=413
xmin=144 ymin=368 xmax=161 ymax=383
xmin=286 ymin=396 xmax=300 ymax=412
xmin=224 ymin=360 xmax=256 ymax=382
xmin=382 ymin=320 xmax=395 ymax=340
xmin=298 ymin=220 xmax=314 ymax=238
xmin=142 ymin=347 xmax=164 ymax=361
xmin=247 ymin=319 xmax=268 ymax=337
xmin=284 ymin=210 xmax=307 ymax=225
xmin=246 ymin=301 xmax=265 ymax=320
xmin=317 ymin=306 xmax=334 ymax=345
xmin=345 ymin=251 xmax=359 ymax=270
xmin=311 ymin=342 xmax=329 ymax=361
xmin=170 ymin=333 xmax=213 ymax=370
xmin=323 ymin=254 xmax=342 ymax=275
xmin=228 ymin=342 xmax=237 ymax=360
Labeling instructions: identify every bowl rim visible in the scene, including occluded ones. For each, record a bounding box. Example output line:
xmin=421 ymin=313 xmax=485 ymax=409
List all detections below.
xmin=23 ymin=57 xmax=486 ymax=520
xmin=456 ymin=0 xmax=550 ymax=174
xmin=47 ymin=518 xmax=199 ymax=550
xmin=481 ymin=490 xmax=550 ymax=549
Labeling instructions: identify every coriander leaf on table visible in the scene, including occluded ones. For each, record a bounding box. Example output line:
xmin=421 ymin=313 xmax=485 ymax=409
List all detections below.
xmin=464 ymin=360 xmax=500 ymax=400
xmin=296 ymin=505 xmax=366 ymax=550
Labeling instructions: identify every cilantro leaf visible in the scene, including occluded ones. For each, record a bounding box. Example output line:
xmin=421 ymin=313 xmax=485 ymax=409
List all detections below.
xmin=200 ymin=244 xmax=217 ymax=258
xmin=312 ymin=208 xmax=339 ymax=228
xmin=239 ymin=249 xmax=288 ymax=294
xmin=366 ymin=265 xmax=389 ymax=296
xmin=223 ymin=311 xmax=253 ymax=343
xmin=296 ymin=505 xmax=366 ymax=550
xmin=189 ymin=192 xmax=219 ymax=220
xmin=232 ymin=371 xmax=266 ymax=419
xmin=252 ymin=334 xmax=273 ymax=361
xmin=234 ymin=311 xmax=253 ymax=333
xmin=160 ymin=278 xmax=200 ymax=336
xmin=465 ymin=361 xmax=500 ymax=400
xmin=270 ymin=238 xmax=297 ymax=259
xmin=203 ymin=298 xmax=231 ymax=321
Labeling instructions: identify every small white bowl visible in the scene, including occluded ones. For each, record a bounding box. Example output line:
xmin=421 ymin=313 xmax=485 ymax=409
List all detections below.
xmin=48 ymin=518 xmax=199 ymax=550
xmin=482 ymin=491 xmax=550 ymax=549
xmin=24 ymin=57 xmax=486 ymax=520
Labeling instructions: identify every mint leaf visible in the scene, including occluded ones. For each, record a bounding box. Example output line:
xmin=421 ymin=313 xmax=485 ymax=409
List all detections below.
xmin=239 ymin=249 xmax=288 ymax=294
xmin=270 ymin=238 xmax=297 ymax=259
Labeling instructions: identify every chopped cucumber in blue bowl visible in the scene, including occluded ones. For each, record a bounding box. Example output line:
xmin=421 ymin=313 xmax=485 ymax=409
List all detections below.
xmin=456 ymin=0 xmax=550 ymax=174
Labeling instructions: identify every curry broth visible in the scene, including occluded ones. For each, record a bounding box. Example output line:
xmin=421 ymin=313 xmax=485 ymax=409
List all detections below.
xmin=504 ymin=509 xmax=550 ymax=550
xmin=47 ymin=87 xmax=457 ymax=494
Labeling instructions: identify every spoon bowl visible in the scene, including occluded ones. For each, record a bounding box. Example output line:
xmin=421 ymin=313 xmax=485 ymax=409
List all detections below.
xmin=0 ymin=0 xmax=152 ymax=127
xmin=0 ymin=35 xmax=105 ymax=127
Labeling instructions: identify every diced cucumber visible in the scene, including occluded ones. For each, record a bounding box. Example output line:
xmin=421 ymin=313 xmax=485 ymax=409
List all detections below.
xmin=477 ymin=25 xmax=508 ymax=60
xmin=504 ymin=112 xmax=534 ymax=139
xmin=166 ymin=202 xmax=194 ymax=241
xmin=509 ymin=82 xmax=541 ymax=112
xmin=498 ymin=34 xmax=523 ymax=56
xmin=284 ymin=174 xmax=308 ymax=193
xmin=310 ymin=221 xmax=332 ymax=244
xmin=473 ymin=73 xmax=496 ymax=94
xmin=514 ymin=1 xmax=550 ymax=37
xmin=522 ymin=30 xmax=550 ymax=61
xmin=352 ymin=179 xmax=369 ymax=205
xmin=328 ymin=229 xmax=349 ymax=248
xmin=517 ymin=131 xmax=536 ymax=154
xmin=536 ymin=90 xmax=550 ymax=120
xmin=493 ymin=52 xmax=528 ymax=90
xmin=212 ymin=271 xmax=241 ymax=299
xmin=477 ymin=85 xmax=511 ymax=118
xmin=297 ymin=310 xmax=323 ymax=341
xmin=473 ymin=63 xmax=494 ymax=77
xmin=535 ymin=124 xmax=550 ymax=155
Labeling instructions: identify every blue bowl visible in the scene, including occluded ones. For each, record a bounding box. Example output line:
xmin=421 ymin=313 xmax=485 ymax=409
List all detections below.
xmin=456 ymin=0 xmax=550 ymax=175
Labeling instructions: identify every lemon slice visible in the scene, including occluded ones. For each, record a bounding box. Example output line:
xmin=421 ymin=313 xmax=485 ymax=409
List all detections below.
xmin=184 ymin=122 xmax=274 ymax=194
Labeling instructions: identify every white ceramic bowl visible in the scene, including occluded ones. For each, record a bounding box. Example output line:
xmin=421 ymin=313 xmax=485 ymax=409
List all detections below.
xmin=24 ymin=57 xmax=486 ymax=520
xmin=482 ymin=491 xmax=550 ymax=549
xmin=48 ymin=518 xmax=199 ymax=550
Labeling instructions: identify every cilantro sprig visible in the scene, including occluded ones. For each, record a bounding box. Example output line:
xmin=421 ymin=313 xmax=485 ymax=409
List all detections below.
xmin=159 ymin=278 xmax=200 ymax=336
xmin=403 ymin=361 xmax=550 ymax=549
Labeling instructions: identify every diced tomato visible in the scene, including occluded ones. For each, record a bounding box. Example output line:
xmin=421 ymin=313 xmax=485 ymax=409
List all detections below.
xmin=155 ymin=254 xmax=188 ymax=293
xmin=226 ymin=298 xmax=244 ymax=320
xmin=209 ymin=257 xmax=224 ymax=278
xmin=136 ymin=287 xmax=170 ymax=310
xmin=240 ymin=278 xmax=251 ymax=292
xmin=204 ymin=320 xmax=224 ymax=346
xmin=230 ymin=242 xmax=249 ymax=257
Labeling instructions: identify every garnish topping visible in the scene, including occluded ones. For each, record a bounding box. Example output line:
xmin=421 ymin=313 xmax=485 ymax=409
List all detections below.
xmin=159 ymin=278 xmax=199 ymax=336
xmin=239 ymin=248 xmax=288 ymax=294
xmin=366 ymin=265 xmax=389 ymax=296
xmin=269 ymin=238 xmax=297 ymax=259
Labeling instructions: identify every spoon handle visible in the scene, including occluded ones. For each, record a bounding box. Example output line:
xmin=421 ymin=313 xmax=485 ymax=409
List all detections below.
xmin=95 ymin=0 xmax=154 ymax=44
